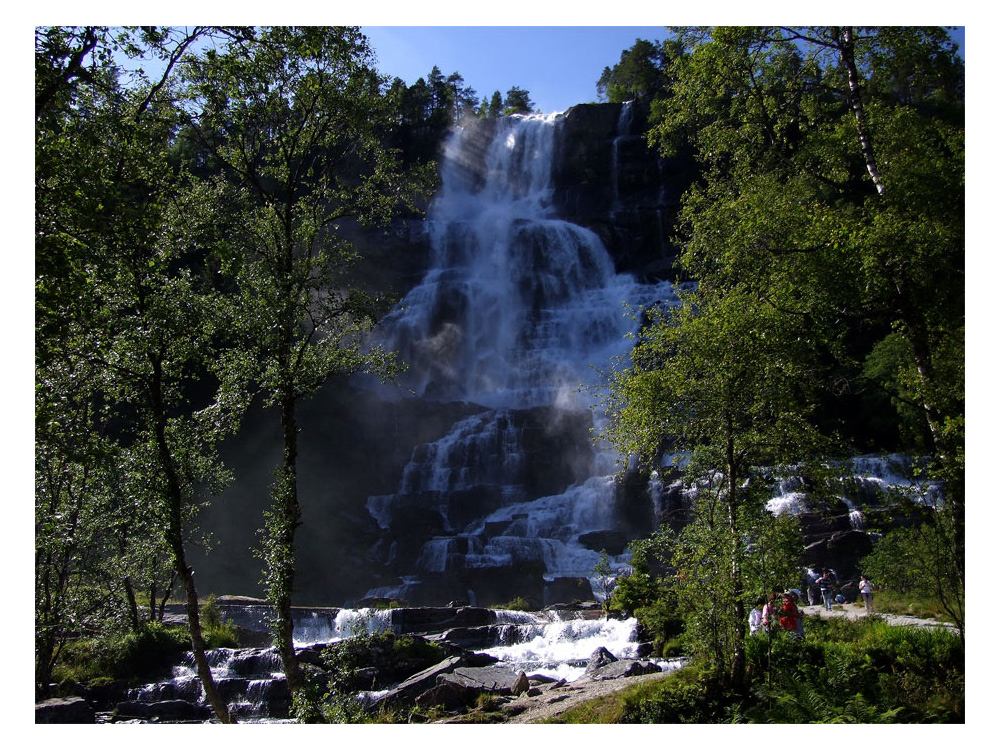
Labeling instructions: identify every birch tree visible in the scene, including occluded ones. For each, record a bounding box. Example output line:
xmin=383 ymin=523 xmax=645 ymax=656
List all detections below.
xmin=179 ymin=26 xmax=431 ymax=708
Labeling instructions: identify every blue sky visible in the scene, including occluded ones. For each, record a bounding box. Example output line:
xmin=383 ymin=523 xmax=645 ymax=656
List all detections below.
xmin=361 ymin=26 xmax=672 ymax=114
xmin=361 ymin=25 xmax=965 ymax=115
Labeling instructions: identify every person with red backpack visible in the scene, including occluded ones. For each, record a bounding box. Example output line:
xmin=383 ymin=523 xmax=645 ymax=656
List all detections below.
xmin=779 ymin=590 xmax=803 ymax=639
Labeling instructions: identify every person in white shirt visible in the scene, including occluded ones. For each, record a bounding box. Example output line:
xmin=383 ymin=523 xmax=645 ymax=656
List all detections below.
xmin=859 ymin=575 xmax=874 ymax=615
xmin=748 ymin=596 xmax=766 ymax=634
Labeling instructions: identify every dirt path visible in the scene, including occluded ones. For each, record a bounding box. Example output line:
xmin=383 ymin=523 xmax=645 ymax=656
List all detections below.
xmin=798 ymin=601 xmax=958 ymax=631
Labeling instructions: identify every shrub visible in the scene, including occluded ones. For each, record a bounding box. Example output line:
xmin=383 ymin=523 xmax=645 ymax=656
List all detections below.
xmin=53 ymin=622 xmax=192 ymax=684
xmin=618 ymin=664 xmax=733 ymax=723
xmin=495 ymin=596 xmax=531 ymax=611
xmin=567 ymin=617 xmax=965 ymax=724
xmin=321 ymin=632 xmax=444 ymax=691
xmin=743 ymin=618 xmax=963 ymax=723
xmin=201 ymin=594 xmax=223 ymax=628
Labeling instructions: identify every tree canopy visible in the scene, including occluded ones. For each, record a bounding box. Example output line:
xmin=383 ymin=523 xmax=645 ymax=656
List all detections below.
xmin=602 ymin=25 xmax=963 ymax=682
xmin=34 ymin=24 xmax=433 ymax=717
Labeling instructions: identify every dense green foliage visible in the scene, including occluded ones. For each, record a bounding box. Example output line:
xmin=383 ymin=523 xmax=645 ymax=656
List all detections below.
xmin=35 ymin=25 xmax=433 ymax=716
xmin=52 ymin=620 xmax=238 ymax=687
xmin=36 ymin=26 xmax=963 ymax=722
xmin=862 ymin=512 xmax=964 ymax=638
xmin=35 ymin=26 xmax=251 ymax=718
xmin=596 ymin=37 xmax=683 ymax=103
xmin=550 ymin=617 xmax=963 ymax=723
xmin=600 ymin=26 xmax=963 ymax=687
xmin=286 ymin=632 xmax=445 ymax=723
xmin=176 ymin=25 xmax=434 ymax=702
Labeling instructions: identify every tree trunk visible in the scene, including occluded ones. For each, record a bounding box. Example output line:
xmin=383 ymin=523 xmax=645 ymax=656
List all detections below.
xmin=835 ymin=26 xmax=886 ymax=195
xmin=150 ymin=357 xmax=234 ymax=724
xmin=174 ymin=555 xmax=234 ymax=723
xmin=726 ymin=427 xmax=747 ymax=685
xmin=270 ymin=384 xmax=306 ymax=699
xmin=157 ymin=572 xmax=175 ymax=622
xmin=123 ymin=577 xmax=140 ymax=631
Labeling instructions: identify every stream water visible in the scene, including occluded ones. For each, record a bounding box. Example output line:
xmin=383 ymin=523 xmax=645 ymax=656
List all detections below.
xmin=128 ymin=606 xmax=670 ymax=722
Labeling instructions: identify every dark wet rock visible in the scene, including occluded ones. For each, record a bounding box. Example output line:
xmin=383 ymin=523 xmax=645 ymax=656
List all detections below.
xmin=375 ymin=655 xmax=466 ymax=707
xmin=35 ymin=696 xmax=95 ymax=724
xmin=414 ymin=680 xmax=474 ymax=710
xmin=584 ymin=659 xmax=662 ymax=682
xmin=577 ymin=530 xmax=629 ymax=555
xmin=114 ymin=699 xmax=209 ymax=722
xmin=440 ymin=665 xmax=526 ymax=695
xmin=583 ymin=646 xmax=619 ymax=675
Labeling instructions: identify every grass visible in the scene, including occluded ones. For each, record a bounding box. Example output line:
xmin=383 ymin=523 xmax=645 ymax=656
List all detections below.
xmin=492 ymin=596 xmax=532 ymax=611
xmin=541 ymin=675 xmax=676 ymax=724
xmin=868 ymin=590 xmax=953 ymax=621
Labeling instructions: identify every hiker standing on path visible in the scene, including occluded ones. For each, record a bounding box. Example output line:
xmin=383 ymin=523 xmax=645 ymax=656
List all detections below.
xmin=791 ymin=590 xmax=805 ymax=638
xmin=817 ymin=569 xmax=836 ymax=611
xmin=859 ymin=575 xmax=875 ymax=615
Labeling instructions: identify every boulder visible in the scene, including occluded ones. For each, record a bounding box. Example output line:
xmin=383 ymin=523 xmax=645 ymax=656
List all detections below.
xmin=375 ymin=655 xmax=465 ymax=707
xmin=585 ymin=659 xmax=662 ymax=682
xmin=438 ymin=625 xmax=510 ymax=650
xmin=840 ymin=581 xmax=860 ymax=603
xmin=78 ymin=679 xmax=129 ymax=711
xmin=389 ymin=607 xmax=497 ymax=634
xmin=543 ymin=577 xmax=595 ymax=608
xmin=440 ymin=665 xmax=526 ymax=695
xmin=414 ymin=680 xmax=474 ymax=710
xmin=113 ymin=699 xmax=209 ymax=722
xmin=35 ymin=696 xmax=95 ymax=724
xmin=803 ymin=530 xmax=874 ymax=581
xmin=511 ymin=670 xmax=531 ymax=696
xmin=577 ymin=530 xmax=628 ymax=555
xmin=583 ymin=646 xmax=618 ymax=676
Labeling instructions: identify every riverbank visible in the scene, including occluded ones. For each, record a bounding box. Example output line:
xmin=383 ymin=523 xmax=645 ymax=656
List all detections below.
xmin=480 ymin=603 xmax=960 ymax=724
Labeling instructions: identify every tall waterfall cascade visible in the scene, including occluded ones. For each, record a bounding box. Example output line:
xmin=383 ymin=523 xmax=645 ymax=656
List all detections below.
xmin=362 ymin=112 xmax=679 ymax=606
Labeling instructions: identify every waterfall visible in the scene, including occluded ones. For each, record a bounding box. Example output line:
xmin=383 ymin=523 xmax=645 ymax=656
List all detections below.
xmin=764 ymin=454 xmax=944 ymax=520
xmin=611 ymin=100 xmax=634 ymax=213
xmin=375 ymin=112 xmax=675 ymax=408
xmin=363 ymin=111 xmax=678 ymax=605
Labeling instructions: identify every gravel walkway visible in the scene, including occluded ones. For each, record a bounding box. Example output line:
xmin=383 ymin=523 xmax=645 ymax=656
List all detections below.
xmin=798 ymin=601 xmax=959 ymax=631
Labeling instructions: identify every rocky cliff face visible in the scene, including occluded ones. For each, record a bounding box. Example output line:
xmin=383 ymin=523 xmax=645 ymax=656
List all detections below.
xmin=344 ymin=103 xmax=695 ymax=295
xmin=552 ymin=102 xmax=697 ymax=282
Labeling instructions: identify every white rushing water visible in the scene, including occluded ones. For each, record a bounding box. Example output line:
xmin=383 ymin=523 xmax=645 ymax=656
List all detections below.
xmin=485 ymin=610 xmax=646 ymax=682
xmin=290 ymin=607 xmax=671 ymax=685
xmin=764 ymin=453 xmax=944 ymax=521
xmin=361 ymin=113 xmax=678 ymax=602
xmin=375 ymin=113 xmax=677 ymax=408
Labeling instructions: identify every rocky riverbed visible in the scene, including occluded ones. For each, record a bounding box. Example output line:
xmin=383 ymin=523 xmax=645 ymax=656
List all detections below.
xmin=35 ymin=600 xmax=957 ymax=725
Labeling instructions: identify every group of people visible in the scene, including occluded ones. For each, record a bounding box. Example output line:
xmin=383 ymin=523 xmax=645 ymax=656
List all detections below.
xmin=749 ymin=589 xmax=805 ymax=639
xmin=748 ymin=572 xmax=876 ymax=639
xmin=817 ymin=569 xmax=876 ymax=615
